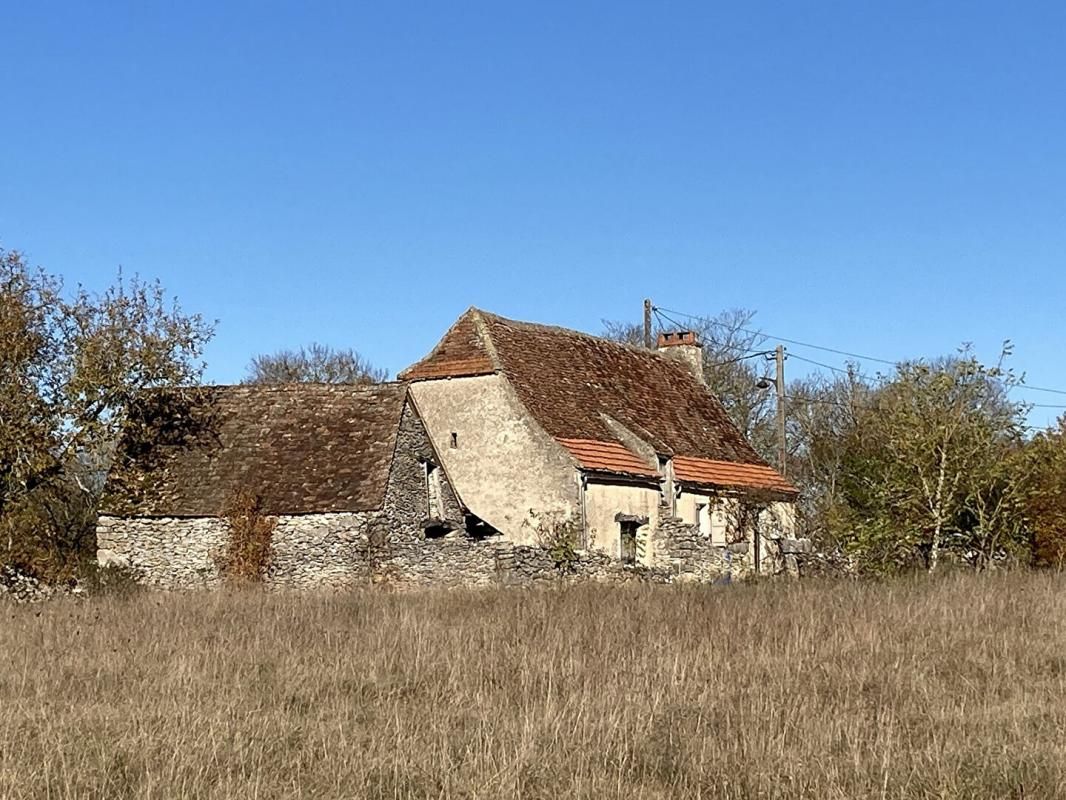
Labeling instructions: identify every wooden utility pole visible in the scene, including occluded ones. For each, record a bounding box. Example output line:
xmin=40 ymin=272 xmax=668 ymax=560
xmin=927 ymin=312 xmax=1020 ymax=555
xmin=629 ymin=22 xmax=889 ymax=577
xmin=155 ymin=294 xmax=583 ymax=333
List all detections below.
xmin=643 ymin=299 xmax=653 ymax=348
xmin=775 ymin=344 xmax=787 ymax=476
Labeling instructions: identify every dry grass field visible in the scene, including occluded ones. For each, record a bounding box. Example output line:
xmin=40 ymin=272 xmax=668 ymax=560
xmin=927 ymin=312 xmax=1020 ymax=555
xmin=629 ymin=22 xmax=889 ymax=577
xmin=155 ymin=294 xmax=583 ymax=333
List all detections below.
xmin=2 ymin=573 xmax=1066 ymax=799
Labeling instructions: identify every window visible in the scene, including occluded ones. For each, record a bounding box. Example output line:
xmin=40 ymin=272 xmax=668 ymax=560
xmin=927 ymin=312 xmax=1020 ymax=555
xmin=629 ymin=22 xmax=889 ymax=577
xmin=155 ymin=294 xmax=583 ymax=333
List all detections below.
xmin=619 ymin=520 xmax=640 ymax=565
xmin=450 ymin=432 xmax=458 ymax=449
xmin=697 ymin=503 xmax=711 ymax=537
xmin=425 ymin=462 xmax=443 ymax=519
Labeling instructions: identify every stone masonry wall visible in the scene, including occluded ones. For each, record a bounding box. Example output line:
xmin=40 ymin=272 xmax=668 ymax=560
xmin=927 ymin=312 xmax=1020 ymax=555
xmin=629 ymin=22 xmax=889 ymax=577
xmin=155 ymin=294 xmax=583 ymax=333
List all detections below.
xmin=97 ymin=516 xmax=229 ymax=588
xmin=649 ymin=516 xmax=738 ymax=581
xmin=97 ymin=512 xmax=377 ymax=589
xmin=377 ymin=398 xmax=500 ymax=584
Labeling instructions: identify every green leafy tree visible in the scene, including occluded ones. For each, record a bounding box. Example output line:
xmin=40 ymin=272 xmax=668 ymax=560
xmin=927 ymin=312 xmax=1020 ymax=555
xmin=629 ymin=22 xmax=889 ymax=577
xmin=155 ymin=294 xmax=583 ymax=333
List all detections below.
xmin=832 ymin=347 xmax=1030 ymax=572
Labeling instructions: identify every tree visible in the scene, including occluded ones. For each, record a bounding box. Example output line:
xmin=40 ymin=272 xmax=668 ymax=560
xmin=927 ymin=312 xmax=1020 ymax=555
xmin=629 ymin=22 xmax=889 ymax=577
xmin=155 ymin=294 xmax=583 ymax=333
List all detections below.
xmin=244 ymin=343 xmax=387 ymax=385
xmin=1021 ymin=418 xmax=1066 ymax=568
xmin=0 ymin=247 xmax=213 ymax=577
xmin=830 ymin=347 xmax=1030 ymax=572
xmin=785 ymin=368 xmax=872 ymax=550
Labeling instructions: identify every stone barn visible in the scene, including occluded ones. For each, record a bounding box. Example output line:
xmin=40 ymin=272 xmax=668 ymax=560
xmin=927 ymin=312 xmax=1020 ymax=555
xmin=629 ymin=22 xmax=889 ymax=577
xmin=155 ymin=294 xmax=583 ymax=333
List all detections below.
xmin=97 ymin=384 xmax=496 ymax=588
xmin=98 ymin=308 xmax=801 ymax=587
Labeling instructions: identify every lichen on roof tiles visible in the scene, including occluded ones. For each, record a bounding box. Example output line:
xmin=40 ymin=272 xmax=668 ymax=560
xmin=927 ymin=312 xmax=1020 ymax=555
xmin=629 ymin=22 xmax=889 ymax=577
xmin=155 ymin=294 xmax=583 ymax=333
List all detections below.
xmin=105 ymin=383 xmax=408 ymax=516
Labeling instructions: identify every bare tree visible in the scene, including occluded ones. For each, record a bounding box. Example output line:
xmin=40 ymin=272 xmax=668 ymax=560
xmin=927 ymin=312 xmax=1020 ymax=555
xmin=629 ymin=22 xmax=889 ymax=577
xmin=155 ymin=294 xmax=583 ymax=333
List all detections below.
xmin=244 ymin=343 xmax=387 ymax=385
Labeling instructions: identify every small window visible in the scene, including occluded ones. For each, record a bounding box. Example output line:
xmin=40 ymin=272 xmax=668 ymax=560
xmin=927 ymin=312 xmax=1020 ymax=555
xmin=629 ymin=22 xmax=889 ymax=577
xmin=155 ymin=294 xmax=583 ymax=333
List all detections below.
xmin=450 ymin=432 xmax=458 ymax=449
xmin=426 ymin=462 xmax=443 ymax=519
xmin=697 ymin=503 xmax=711 ymax=536
xmin=619 ymin=520 xmax=640 ymax=565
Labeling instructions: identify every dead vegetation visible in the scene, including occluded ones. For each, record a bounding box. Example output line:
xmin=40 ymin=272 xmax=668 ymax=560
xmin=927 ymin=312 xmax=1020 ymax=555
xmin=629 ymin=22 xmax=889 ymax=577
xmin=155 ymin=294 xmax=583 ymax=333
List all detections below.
xmin=2 ymin=574 xmax=1066 ymax=799
xmin=215 ymin=489 xmax=275 ymax=584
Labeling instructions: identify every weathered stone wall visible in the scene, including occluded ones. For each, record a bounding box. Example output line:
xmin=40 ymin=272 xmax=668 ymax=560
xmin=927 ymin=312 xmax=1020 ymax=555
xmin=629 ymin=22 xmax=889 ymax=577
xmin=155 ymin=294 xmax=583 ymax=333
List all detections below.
xmin=409 ymin=375 xmax=580 ymax=542
xmin=96 ymin=512 xmax=378 ymax=589
xmin=97 ymin=516 xmax=229 ymax=588
xmin=648 ymin=516 xmax=738 ymax=581
xmin=583 ymin=481 xmax=661 ymax=564
xmin=376 ymin=398 xmax=501 ymax=584
xmin=270 ymin=513 xmax=375 ymax=588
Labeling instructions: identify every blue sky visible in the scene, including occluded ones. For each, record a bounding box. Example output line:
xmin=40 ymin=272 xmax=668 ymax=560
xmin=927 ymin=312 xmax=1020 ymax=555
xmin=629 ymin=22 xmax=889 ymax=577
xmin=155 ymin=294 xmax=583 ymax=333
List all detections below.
xmin=3 ymin=2 xmax=1065 ymax=424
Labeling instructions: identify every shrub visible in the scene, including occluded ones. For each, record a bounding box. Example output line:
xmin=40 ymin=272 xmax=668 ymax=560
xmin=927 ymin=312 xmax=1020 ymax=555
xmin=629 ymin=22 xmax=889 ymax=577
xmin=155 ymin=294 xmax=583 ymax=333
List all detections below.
xmin=530 ymin=512 xmax=581 ymax=573
xmin=216 ymin=490 xmax=275 ymax=583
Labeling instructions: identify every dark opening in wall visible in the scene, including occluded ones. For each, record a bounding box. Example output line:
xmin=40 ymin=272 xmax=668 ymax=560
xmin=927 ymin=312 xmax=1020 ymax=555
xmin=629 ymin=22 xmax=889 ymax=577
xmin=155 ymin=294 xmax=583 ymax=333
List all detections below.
xmin=464 ymin=513 xmax=499 ymax=540
xmin=450 ymin=432 xmax=458 ymax=448
xmin=424 ymin=523 xmax=451 ymax=540
xmin=619 ymin=520 xmax=640 ymax=564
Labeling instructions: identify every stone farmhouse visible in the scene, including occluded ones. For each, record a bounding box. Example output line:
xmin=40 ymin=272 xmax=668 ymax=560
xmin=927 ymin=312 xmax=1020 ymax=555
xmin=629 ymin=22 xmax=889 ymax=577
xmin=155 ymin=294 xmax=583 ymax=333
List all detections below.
xmin=97 ymin=308 xmax=800 ymax=588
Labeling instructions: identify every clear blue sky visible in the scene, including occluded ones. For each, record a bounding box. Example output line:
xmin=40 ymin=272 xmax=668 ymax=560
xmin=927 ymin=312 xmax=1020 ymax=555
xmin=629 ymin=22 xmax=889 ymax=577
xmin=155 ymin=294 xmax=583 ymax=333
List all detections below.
xmin=3 ymin=2 xmax=1065 ymax=425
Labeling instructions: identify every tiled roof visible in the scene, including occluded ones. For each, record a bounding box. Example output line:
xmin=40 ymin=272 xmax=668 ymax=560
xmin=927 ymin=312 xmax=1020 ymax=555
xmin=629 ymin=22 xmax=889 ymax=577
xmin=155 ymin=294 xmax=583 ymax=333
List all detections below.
xmin=104 ymin=383 xmax=408 ymax=516
xmin=401 ymin=308 xmax=794 ymax=494
xmin=673 ymin=456 xmax=798 ymax=495
xmin=558 ymin=438 xmax=658 ymax=477
xmin=401 ymin=313 xmax=496 ymax=380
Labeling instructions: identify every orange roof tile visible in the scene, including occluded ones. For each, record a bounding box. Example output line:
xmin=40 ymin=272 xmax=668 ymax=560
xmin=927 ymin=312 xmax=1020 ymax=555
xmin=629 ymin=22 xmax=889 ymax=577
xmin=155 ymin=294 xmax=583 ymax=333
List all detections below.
xmin=558 ymin=438 xmax=657 ymax=477
xmin=402 ymin=356 xmax=495 ymax=380
xmin=400 ymin=312 xmax=498 ymax=381
xmin=673 ymin=455 xmax=797 ymax=495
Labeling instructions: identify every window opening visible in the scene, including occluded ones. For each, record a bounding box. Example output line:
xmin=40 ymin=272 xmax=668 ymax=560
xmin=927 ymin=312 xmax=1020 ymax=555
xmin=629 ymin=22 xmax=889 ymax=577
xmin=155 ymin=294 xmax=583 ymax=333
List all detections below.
xmin=619 ymin=520 xmax=640 ymax=565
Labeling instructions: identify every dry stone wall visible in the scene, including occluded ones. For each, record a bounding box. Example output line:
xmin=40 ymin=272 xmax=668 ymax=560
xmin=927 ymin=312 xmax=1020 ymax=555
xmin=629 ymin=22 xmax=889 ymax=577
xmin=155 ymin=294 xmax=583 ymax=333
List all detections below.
xmin=96 ymin=513 xmax=378 ymax=589
xmin=648 ymin=516 xmax=737 ymax=581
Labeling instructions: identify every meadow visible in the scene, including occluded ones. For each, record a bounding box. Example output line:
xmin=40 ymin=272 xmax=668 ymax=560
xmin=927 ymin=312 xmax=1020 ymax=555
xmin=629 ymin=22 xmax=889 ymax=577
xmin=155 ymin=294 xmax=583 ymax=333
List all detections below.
xmin=2 ymin=573 xmax=1065 ymax=799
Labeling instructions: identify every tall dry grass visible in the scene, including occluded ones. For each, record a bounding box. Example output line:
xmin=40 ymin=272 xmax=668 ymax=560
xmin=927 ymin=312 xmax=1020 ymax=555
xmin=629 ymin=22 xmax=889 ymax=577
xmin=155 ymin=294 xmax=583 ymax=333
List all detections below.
xmin=2 ymin=573 xmax=1066 ymax=799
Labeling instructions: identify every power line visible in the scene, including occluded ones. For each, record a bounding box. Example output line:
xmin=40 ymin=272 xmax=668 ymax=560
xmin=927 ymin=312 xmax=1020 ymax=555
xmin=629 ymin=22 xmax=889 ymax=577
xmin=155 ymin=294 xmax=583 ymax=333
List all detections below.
xmin=654 ymin=305 xmax=897 ymax=365
xmin=654 ymin=303 xmax=1066 ymax=400
xmin=787 ymin=352 xmax=876 ymax=380
xmin=1017 ymin=384 xmax=1066 ymax=397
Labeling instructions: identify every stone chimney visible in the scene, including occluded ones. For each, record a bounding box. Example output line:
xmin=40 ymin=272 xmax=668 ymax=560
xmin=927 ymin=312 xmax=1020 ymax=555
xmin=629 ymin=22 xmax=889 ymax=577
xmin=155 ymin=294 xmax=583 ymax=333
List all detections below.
xmin=657 ymin=331 xmax=704 ymax=384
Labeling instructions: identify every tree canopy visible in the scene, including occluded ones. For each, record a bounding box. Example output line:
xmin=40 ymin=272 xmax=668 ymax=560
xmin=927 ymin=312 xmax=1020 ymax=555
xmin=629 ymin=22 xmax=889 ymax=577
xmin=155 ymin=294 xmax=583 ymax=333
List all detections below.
xmin=0 ymin=247 xmax=213 ymax=576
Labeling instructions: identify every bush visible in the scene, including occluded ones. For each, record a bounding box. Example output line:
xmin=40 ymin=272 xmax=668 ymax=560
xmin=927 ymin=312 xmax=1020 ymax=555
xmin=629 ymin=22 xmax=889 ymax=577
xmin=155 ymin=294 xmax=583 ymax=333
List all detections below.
xmin=216 ymin=490 xmax=275 ymax=584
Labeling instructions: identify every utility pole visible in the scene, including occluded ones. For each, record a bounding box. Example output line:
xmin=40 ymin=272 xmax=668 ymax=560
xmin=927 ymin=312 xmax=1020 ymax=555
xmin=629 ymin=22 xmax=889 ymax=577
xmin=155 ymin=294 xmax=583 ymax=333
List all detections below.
xmin=775 ymin=344 xmax=787 ymax=476
xmin=643 ymin=299 xmax=653 ymax=349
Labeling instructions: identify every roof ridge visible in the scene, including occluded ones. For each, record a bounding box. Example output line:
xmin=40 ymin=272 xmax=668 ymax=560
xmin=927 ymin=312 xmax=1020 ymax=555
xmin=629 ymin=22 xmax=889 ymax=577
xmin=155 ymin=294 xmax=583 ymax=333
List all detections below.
xmin=476 ymin=308 xmax=723 ymax=401
xmin=469 ymin=308 xmax=503 ymax=371
xmin=474 ymin=307 xmax=679 ymax=360
xmin=191 ymin=382 xmax=406 ymax=392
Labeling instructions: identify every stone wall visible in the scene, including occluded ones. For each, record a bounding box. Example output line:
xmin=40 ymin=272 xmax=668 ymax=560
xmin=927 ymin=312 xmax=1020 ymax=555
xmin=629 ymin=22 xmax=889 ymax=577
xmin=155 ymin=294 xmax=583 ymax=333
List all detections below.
xmin=97 ymin=516 xmax=229 ymax=588
xmin=648 ymin=516 xmax=737 ymax=581
xmin=409 ymin=375 xmax=580 ymax=541
xmin=96 ymin=512 xmax=378 ymax=589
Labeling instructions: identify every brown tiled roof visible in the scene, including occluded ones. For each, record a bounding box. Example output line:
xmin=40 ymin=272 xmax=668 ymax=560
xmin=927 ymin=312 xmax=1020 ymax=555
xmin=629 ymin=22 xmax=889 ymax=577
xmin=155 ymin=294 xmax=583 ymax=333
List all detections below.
xmin=673 ymin=456 xmax=798 ymax=495
xmin=104 ymin=383 xmax=408 ymax=516
xmin=558 ymin=438 xmax=657 ymax=477
xmin=401 ymin=308 xmax=793 ymax=493
xmin=400 ymin=312 xmax=496 ymax=380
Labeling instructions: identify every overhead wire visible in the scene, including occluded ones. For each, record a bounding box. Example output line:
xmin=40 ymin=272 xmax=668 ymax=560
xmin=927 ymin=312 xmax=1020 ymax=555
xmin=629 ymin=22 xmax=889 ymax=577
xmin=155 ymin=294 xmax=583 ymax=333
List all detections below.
xmin=652 ymin=303 xmax=1066 ymax=406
